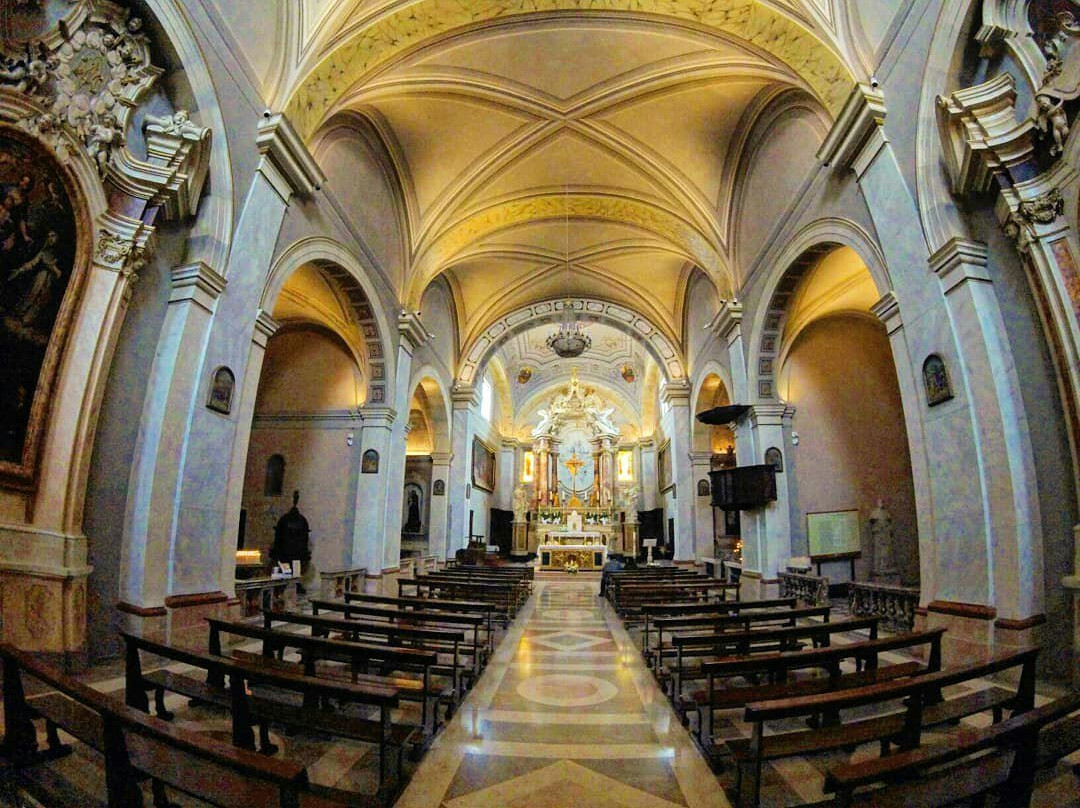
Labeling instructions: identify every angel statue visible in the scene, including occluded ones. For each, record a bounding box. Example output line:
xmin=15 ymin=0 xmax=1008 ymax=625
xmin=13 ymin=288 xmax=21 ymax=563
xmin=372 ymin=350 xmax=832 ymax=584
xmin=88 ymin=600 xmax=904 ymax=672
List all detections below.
xmin=590 ymin=405 xmax=619 ymax=438
xmin=1036 ymin=94 xmax=1070 ymax=157
xmin=512 ymin=485 xmax=529 ymax=521
xmin=532 ymin=408 xmax=556 ymax=437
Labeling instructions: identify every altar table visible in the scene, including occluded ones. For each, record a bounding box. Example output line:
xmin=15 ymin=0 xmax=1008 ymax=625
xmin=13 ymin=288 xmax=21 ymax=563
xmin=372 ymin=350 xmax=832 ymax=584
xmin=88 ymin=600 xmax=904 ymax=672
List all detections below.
xmin=538 ymin=543 xmax=608 ymax=570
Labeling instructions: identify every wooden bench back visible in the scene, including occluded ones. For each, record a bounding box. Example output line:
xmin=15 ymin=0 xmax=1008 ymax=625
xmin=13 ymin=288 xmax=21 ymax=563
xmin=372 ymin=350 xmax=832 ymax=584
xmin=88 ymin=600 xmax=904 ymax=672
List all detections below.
xmin=0 ymin=643 xmax=315 ymax=808
xmin=264 ymin=610 xmax=467 ymax=644
xmin=640 ymin=597 xmax=795 ymax=617
xmin=310 ymin=598 xmax=484 ymax=628
xmin=342 ymin=590 xmax=494 ymax=614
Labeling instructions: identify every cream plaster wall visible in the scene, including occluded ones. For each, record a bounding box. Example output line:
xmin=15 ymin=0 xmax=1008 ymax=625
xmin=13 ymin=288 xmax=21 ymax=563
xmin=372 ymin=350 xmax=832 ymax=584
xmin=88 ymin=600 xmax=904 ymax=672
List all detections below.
xmin=778 ymin=315 xmax=918 ymax=585
xmin=736 ymin=109 xmax=824 ymax=269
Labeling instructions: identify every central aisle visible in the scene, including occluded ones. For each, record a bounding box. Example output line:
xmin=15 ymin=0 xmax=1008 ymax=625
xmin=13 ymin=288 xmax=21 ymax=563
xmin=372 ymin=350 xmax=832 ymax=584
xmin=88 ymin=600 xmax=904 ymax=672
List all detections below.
xmin=394 ymin=577 xmax=729 ymax=808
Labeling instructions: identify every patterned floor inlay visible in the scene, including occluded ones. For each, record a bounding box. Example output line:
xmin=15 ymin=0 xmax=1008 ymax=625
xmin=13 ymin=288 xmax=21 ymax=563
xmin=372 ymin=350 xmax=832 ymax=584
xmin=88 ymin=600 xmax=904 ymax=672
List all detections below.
xmin=394 ymin=578 xmax=727 ymax=808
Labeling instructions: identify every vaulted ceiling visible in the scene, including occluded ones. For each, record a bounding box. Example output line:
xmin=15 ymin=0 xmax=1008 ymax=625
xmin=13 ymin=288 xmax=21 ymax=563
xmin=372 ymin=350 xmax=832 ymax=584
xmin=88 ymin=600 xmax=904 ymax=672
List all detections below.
xmin=215 ymin=2 xmax=888 ymax=360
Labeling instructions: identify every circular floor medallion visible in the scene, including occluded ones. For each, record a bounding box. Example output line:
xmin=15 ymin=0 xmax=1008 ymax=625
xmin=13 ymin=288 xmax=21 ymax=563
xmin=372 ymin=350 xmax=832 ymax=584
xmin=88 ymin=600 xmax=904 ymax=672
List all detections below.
xmin=516 ymin=673 xmax=618 ymax=707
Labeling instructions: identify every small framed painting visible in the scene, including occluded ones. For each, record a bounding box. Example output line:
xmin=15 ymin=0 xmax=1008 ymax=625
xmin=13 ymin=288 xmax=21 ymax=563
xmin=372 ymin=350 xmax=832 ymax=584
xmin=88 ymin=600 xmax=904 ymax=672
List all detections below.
xmin=472 ymin=437 xmax=496 ymax=492
xmin=362 ymin=449 xmax=379 ymax=474
xmin=922 ymin=354 xmax=953 ymax=407
xmin=206 ymin=366 xmax=235 ymax=414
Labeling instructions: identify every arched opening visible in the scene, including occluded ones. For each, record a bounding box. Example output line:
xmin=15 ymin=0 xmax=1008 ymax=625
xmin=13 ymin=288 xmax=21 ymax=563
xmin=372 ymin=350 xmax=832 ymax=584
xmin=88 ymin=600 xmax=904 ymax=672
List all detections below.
xmin=239 ymin=262 xmax=378 ymax=583
xmin=774 ymin=246 xmax=919 ymax=587
xmin=692 ymin=372 xmax=739 ymax=558
xmin=401 ymin=376 xmax=451 ymax=558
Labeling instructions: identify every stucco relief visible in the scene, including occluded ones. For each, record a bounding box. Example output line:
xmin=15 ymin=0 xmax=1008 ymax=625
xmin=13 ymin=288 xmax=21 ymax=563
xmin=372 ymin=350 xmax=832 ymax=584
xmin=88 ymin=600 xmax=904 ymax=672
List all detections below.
xmin=285 ymin=0 xmax=854 ymax=139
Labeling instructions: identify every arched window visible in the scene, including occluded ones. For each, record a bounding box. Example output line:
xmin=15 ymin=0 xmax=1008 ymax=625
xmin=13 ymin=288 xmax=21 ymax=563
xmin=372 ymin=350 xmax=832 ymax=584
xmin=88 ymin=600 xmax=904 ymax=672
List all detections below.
xmin=480 ymin=374 xmax=494 ymax=421
xmin=265 ymin=454 xmax=285 ymax=496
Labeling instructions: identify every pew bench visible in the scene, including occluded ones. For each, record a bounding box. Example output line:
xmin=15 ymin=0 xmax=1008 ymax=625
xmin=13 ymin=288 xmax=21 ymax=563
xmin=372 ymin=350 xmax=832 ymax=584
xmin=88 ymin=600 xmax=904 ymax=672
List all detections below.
xmin=121 ymin=630 xmax=412 ymax=801
xmin=691 ymin=628 xmax=946 ymax=747
xmin=0 ymin=643 xmax=375 ymax=807
xmin=637 ymin=598 xmax=797 ymax=663
xmin=821 ymin=691 xmax=1080 ymax=807
xmin=310 ymin=598 xmax=489 ymax=673
xmin=728 ymin=646 xmax=1039 ymax=808
xmin=662 ymin=616 xmax=881 ymax=701
xmin=207 ymin=618 xmax=448 ymax=740
xmin=339 ymin=591 xmax=497 ymax=657
xmin=263 ymin=610 xmax=472 ymax=707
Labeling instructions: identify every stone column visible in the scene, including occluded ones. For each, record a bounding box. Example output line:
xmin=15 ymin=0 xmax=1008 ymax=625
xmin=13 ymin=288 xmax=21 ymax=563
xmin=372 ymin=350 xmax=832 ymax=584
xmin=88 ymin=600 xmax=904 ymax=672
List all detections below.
xmin=690 ymin=451 xmax=715 ymax=561
xmin=591 ymin=439 xmax=603 ymax=506
xmin=351 ymin=407 xmax=395 ymax=576
xmin=139 ymin=114 xmax=324 ymax=638
xmin=639 ymin=438 xmax=658 ymax=511
xmin=427 ymin=452 xmax=452 ymax=561
xmin=662 ymin=382 xmax=695 ymax=560
xmin=118 ymin=261 xmax=227 ymax=625
xmin=535 ymin=436 xmax=550 ymax=507
xmin=448 ymin=389 xmax=478 ymax=553
xmin=380 ymin=313 xmax=429 ymax=573
xmin=601 ymin=437 xmax=616 ymax=508
xmin=930 ymin=239 xmax=1045 ymax=635
xmin=738 ymin=405 xmax=795 ymax=592
xmin=549 ymin=440 xmax=561 ymax=507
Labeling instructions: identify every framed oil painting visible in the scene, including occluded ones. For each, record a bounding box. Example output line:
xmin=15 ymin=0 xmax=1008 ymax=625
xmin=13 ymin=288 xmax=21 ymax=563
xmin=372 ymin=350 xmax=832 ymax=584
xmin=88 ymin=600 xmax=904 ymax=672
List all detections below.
xmin=472 ymin=436 xmax=496 ymax=492
xmin=658 ymin=439 xmax=673 ymax=492
xmin=0 ymin=128 xmax=86 ymax=490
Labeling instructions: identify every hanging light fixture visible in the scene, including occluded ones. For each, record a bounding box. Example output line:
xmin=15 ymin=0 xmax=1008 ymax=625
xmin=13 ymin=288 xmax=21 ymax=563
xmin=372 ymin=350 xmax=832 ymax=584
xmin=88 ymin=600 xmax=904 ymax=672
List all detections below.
xmin=546 ymin=187 xmax=592 ymax=358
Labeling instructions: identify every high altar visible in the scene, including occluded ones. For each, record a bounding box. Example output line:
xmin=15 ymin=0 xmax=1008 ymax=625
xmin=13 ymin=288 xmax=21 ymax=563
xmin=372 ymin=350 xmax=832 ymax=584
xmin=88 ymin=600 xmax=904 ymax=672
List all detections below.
xmin=537 ymin=511 xmax=608 ymax=570
xmin=510 ymin=369 xmax=640 ymax=560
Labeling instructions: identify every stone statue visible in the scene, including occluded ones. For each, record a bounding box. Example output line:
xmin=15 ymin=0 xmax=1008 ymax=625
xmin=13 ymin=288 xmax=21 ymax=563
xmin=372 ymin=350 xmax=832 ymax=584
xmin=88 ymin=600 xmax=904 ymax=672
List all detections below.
xmin=1036 ymin=94 xmax=1070 ymax=157
xmin=589 ymin=404 xmax=619 ymax=437
xmin=868 ymin=499 xmax=899 ymax=584
xmin=532 ymin=408 xmax=556 ymax=437
xmin=512 ymin=485 xmax=528 ymax=521
xmin=620 ymin=484 xmax=640 ymax=513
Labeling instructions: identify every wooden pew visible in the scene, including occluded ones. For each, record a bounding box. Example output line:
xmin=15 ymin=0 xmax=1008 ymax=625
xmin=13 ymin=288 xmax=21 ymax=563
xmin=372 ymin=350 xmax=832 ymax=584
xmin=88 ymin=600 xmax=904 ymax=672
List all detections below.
xmin=0 ymin=643 xmax=372 ymax=808
xmin=339 ymin=591 xmax=497 ymax=656
xmin=637 ymin=598 xmax=797 ymax=664
xmin=664 ymin=616 xmax=881 ymax=701
xmin=120 ymin=630 xmax=410 ymax=797
xmin=693 ymin=628 xmax=946 ymax=747
xmin=650 ymin=604 xmax=832 ymax=670
xmin=731 ymin=646 xmax=1039 ymax=808
xmin=263 ymin=610 xmax=470 ymax=709
xmin=206 ymin=618 xmax=446 ymax=739
xmin=822 ymin=691 xmax=1080 ymax=807
xmin=419 ymin=570 xmax=530 ymax=607
xmin=399 ymin=577 xmax=517 ymax=625
xmin=310 ymin=598 xmax=489 ymax=673
xmin=614 ymin=581 xmax=740 ymax=617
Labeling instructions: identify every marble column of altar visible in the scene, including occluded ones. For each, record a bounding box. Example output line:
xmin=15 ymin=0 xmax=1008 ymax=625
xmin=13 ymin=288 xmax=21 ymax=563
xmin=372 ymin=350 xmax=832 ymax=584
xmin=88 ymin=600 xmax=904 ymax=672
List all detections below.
xmin=591 ymin=440 xmax=602 ymax=506
xmin=535 ymin=437 xmax=550 ymax=507
xmin=599 ymin=436 xmax=615 ymax=508
xmin=549 ymin=439 xmax=561 ymax=506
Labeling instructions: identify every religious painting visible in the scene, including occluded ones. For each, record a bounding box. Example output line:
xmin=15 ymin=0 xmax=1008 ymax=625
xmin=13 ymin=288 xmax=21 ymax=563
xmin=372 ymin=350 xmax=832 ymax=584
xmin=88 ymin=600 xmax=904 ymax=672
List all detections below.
xmin=922 ymin=353 xmax=953 ymax=407
xmin=765 ymin=446 xmax=784 ymax=473
xmin=697 ymin=479 xmax=710 ymax=497
xmin=433 ymin=479 xmax=445 ymax=496
xmin=362 ymin=449 xmax=379 ymax=474
xmin=658 ymin=439 xmax=673 ymax=492
xmin=0 ymin=129 xmax=84 ymax=489
xmin=206 ymin=366 xmax=235 ymax=414
xmin=620 ymin=364 xmax=636 ymax=383
xmin=472 ymin=436 xmax=496 ymax=492
xmin=517 ymin=366 xmax=532 ymax=384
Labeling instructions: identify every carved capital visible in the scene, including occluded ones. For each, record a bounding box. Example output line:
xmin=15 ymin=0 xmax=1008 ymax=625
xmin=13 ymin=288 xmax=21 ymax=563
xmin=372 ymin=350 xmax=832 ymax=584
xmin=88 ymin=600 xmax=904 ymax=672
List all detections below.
xmin=870 ymin=291 xmax=902 ymax=334
xmin=256 ymin=112 xmax=325 ymax=198
xmin=94 ymin=213 xmax=152 ymax=283
xmin=817 ymin=83 xmax=887 ymax=173
xmin=397 ymin=310 xmax=430 ymax=352
xmin=998 ymin=187 xmax=1066 ymax=253
xmin=253 ymin=309 xmax=281 ymax=348
xmin=709 ymin=300 xmax=744 ymax=344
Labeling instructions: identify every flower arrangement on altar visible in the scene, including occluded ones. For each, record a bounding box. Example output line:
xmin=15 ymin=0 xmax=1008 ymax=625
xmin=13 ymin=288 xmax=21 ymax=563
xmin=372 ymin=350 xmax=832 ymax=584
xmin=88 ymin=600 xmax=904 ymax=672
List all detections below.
xmin=564 ymin=560 xmax=579 ymax=574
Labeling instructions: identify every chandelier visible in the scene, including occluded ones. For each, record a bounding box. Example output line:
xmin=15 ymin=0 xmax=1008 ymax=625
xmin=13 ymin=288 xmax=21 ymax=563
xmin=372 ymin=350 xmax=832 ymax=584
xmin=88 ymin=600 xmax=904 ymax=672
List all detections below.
xmin=547 ymin=188 xmax=592 ymax=358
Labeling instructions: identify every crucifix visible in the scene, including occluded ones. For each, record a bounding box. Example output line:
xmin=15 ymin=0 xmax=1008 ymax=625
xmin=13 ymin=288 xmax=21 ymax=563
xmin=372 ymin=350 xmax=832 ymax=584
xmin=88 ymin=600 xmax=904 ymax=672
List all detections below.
xmin=563 ymin=450 xmax=586 ymax=508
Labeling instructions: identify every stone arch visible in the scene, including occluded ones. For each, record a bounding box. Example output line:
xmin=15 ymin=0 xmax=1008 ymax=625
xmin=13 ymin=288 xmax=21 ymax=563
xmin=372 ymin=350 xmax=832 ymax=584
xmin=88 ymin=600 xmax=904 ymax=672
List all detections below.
xmin=410 ymin=367 xmax=453 ymax=455
xmin=745 ymin=219 xmax=890 ymax=401
xmin=263 ymin=237 xmax=395 ymax=399
xmin=691 ymin=362 xmax=735 ymax=454
xmin=456 ymin=298 xmax=686 ymax=391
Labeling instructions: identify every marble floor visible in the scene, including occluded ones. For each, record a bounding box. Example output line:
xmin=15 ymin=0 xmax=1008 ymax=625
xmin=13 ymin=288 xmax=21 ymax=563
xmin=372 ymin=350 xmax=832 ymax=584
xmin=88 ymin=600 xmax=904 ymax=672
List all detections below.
xmin=393 ymin=578 xmax=729 ymax=808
